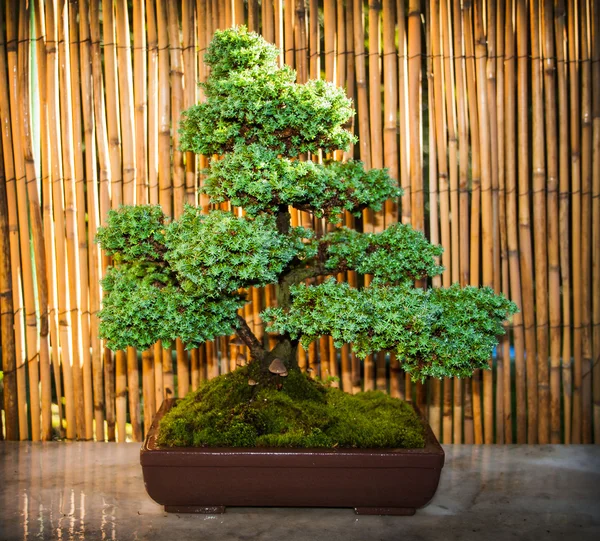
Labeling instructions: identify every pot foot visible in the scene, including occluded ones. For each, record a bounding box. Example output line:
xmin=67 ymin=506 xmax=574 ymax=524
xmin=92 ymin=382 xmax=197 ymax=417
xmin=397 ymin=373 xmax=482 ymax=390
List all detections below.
xmin=164 ymin=505 xmax=226 ymax=514
xmin=354 ymin=507 xmax=415 ymax=516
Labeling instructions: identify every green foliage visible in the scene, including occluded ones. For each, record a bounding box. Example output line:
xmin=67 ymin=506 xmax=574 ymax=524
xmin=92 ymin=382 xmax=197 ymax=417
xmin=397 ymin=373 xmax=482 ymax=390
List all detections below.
xmin=95 ymin=205 xmax=168 ymax=263
xmin=203 ymin=25 xmax=281 ymax=79
xmin=156 ymin=367 xmax=425 ymax=449
xmin=203 ymin=145 xmax=401 ymax=222
xmin=96 ymin=26 xmax=518 ymax=399
xmin=263 ymin=280 xmax=518 ymax=381
xmin=179 ymin=27 xmax=355 ymax=157
xmin=321 ymin=223 xmax=444 ymax=281
xmin=99 ymin=265 xmax=245 ymax=351
xmin=166 ymin=206 xmax=313 ymax=296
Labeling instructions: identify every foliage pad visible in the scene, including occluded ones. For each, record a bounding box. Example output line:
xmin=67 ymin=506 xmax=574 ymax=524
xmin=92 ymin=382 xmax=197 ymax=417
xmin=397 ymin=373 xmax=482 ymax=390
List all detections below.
xmin=263 ymin=280 xmax=517 ymax=381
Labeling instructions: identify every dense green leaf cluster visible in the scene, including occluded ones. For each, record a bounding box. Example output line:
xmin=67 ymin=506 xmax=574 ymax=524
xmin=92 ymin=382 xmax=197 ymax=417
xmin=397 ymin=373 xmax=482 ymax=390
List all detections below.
xmin=156 ymin=367 xmax=425 ymax=448
xmin=321 ymin=224 xmax=444 ymax=281
xmin=263 ymin=280 xmax=518 ymax=381
xmin=179 ymin=27 xmax=355 ymax=157
xmin=166 ymin=206 xmax=313 ymax=296
xmin=202 ymin=26 xmax=281 ymax=79
xmin=99 ymin=265 xmax=245 ymax=352
xmin=96 ymin=204 xmax=312 ymax=350
xmin=95 ymin=205 xmax=168 ymax=262
xmin=203 ymin=145 xmax=401 ymax=222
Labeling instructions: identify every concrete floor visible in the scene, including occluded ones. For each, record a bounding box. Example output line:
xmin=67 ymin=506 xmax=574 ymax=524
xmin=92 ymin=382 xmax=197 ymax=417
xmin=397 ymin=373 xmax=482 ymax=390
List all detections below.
xmin=0 ymin=442 xmax=599 ymax=541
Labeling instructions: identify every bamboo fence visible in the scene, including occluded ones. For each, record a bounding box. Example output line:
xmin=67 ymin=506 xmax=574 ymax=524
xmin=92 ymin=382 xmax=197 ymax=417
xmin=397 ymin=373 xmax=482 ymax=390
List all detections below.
xmin=0 ymin=0 xmax=598 ymax=445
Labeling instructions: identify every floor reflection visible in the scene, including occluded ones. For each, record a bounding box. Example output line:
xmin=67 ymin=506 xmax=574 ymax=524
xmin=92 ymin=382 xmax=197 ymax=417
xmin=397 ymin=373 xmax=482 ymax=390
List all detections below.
xmin=1 ymin=442 xmax=599 ymax=541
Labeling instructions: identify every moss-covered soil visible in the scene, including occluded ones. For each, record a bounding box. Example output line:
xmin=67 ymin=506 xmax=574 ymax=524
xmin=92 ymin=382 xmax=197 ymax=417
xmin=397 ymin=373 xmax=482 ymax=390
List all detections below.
xmin=156 ymin=367 xmax=426 ymax=449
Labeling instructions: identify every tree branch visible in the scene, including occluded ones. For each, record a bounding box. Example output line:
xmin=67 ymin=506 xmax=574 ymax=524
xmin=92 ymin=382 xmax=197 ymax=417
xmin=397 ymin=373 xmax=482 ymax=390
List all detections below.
xmin=276 ymin=261 xmax=330 ymax=308
xmin=235 ymin=314 xmax=266 ymax=361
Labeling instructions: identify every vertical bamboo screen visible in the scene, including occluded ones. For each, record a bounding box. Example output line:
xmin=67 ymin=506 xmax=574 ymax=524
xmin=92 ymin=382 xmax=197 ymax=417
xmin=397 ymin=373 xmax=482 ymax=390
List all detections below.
xmin=0 ymin=0 xmax=598 ymax=445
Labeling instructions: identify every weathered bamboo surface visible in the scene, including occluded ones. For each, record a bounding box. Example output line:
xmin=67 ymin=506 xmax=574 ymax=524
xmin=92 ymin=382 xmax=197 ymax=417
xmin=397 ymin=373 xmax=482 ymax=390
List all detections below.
xmin=0 ymin=0 xmax=597 ymax=444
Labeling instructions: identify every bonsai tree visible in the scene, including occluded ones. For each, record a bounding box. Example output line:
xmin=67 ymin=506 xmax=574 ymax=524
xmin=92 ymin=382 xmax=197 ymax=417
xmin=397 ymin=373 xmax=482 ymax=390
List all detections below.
xmin=96 ymin=27 xmax=516 ymax=448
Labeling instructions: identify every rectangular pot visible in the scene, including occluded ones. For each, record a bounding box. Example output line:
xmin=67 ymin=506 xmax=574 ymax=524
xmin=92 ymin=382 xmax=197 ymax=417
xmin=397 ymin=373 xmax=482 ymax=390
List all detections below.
xmin=141 ymin=399 xmax=444 ymax=515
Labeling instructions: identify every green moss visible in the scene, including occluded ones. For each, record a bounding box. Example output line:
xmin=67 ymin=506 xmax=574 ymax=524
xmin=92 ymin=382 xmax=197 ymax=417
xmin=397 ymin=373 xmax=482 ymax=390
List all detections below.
xmin=156 ymin=367 xmax=425 ymax=449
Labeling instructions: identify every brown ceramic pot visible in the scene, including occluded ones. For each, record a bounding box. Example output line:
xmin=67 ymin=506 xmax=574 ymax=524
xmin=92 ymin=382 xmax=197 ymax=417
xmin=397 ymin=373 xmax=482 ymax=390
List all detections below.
xmin=141 ymin=399 xmax=444 ymax=515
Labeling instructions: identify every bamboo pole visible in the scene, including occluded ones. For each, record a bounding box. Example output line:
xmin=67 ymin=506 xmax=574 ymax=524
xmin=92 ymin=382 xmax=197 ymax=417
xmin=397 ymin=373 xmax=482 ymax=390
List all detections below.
xmin=284 ymin=0 xmax=294 ymax=67
xmin=463 ymin=0 xmax=482 ymax=444
xmin=430 ymin=0 xmax=451 ymax=443
xmin=115 ymin=349 xmax=127 ymax=442
xmin=485 ymin=0 xmax=504 ymax=444
xmin=408 ymin=0 xmax=424 ymax=410
xmin=58 ymin=0 xmax=88 ymax=440
xmin=102 ymin=0 xmax=122 ymax=207
xmin=157 ymin=0 xmax=171 ymax=216
xmin=263 ymin=0 xmax=274 ymax=42
xmin=68 ymin=0 xmax=94 ymax=441
xmin=579 ymin=0 xmax=593 ymax=444
xmin=183 ymin=0 xmax=196 ymax=206
xmin=156 ymin=0 xmax=172 ymax=408
xmin=6 ymin=0 xmax=41 ymax=441
xmin=127 ymin=346 xmax=142 ymax=441
xmin=34 ymin=0 xmax=65 ymax=440
xmin=167 ymin=1 xmax=190 ymax=400
xmin=168 ymin=1 xmax=185 ymax=218
xmin=324 ymin=0 xmax=335 ymax=83
xmin=542 ymin=0 xmax=562 ymax=444
xmin=453 ymin=0 xmax=469 ymax=291
xmin=529 ymin=0 xmax=550 ymax=444
xmin=568 ymin=0 xmax=582 ymax=444
xmin=382 ymin=0 xmax=399 ymax=398
xmin=233 ymin=0 xmax=245 ymax=25
xmin=368 ymin=0 xmax=383 ymax=234
xmin=408 ymin=0 xmax=422 ymax=231
xmin=163 ymin=347 xmax=175 ymax=399
xmin=295 ymin=0 xmax=308 ymax=85
xmin=31 ymin=1 xmax=57 ymax=442
xmin=591 ymin=0 xmax=600 ymax=443
xmin=504 ymin=0 xmax=526 ymax=444
xmin=517 ymin=0 xmax=539 ymax=443
xmin=495 ymin=0 xmax=511 ymax=444
xmin=79 ymin=0 xmax=104 ymax=441
xmin=441 ymin=0 xmax=462 ymax=443
xmin=0 ymin=139 xmax=18 ymax=440
xmin=134 ymin=0 xmax=148 ymax=204
xmin=426 ymin=23 xmax=442 ymax=439
xmin=397 ymin=0 xmax=410 ymax=225
xmin=248 ymin=0 xmax=258 ymax=31
xmin=344 ymin=0 xmax=355 ymax=160
xmin=309 ymin=0 xmax=319 ymax=79
xmin=353 ymin=0 xmax=371 ymax=170
xmin=336 ymin=0 xmax=346 ymax=93
xmin=142 ymin=348 xmax=155 ymax=435
xmin=451 ymin=0 xmax=467 ymax=442
xmin=19 ymin=1 xmax=53 ymax=441
xmin=44 ymin=0 xmax=77 ymax=440
xmin=90 ymin=0 xmax=115 ymax=440
xmin=133 ymin=0 xmax=152 ymax=434
xmin=102 ymin=0 xmax=123 ymax=442
xmin=398 ymin=0 xmax=411 ymax=402
xmin=275 ymin=0 xmax=284 ymax=63
xmin=363 ymin=2 xmax=387 ymax=389
xmin=382 ymin=0 xmax=398 ymax=224
xmin=148 ymin=0 xmax=159 ymax=205
xmin=554 ymin=0 xmax=571 ymax=444
xmin=0 ymin=37 xmax=28 ymax=438
xmin=176 ymin=340 xmax=190 ymax=398
xmin=154 ymin=342 xmax=164 ymax=411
